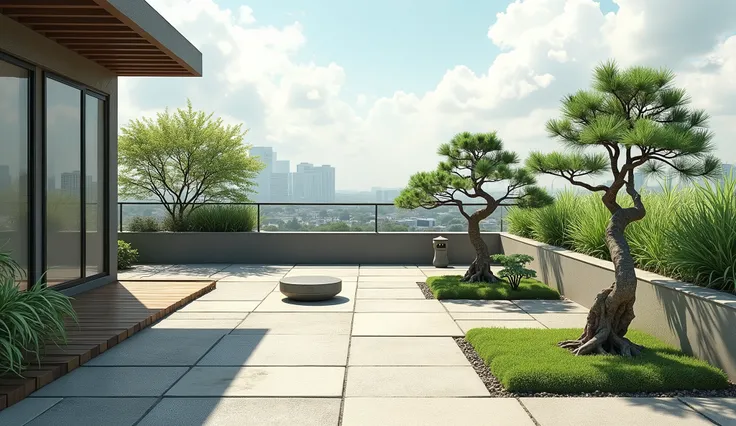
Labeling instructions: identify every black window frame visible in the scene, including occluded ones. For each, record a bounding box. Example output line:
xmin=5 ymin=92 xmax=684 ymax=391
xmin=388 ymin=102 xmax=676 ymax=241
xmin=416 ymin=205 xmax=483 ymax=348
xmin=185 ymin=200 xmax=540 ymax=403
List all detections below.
xmin=42 ymin=72 xmax=110 ymax=290
xmin=0 ymin=51 xmax=36 ymax=287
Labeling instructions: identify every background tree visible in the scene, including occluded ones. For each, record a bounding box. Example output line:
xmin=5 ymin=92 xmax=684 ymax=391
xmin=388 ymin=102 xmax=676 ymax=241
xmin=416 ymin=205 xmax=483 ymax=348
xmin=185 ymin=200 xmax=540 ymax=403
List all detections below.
xmin=396 ymin=132 xmax=552 ymax=282
xmin=527 ymin=61 xmax=721 ymax=356
xmin=118 ymin=100 xmax=264 ymax=230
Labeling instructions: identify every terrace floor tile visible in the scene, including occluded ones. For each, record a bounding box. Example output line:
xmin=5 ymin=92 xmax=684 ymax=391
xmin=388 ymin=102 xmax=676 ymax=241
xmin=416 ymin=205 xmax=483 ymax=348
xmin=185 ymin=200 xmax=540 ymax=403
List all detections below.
xmin=255 ymin=292 xmax=355 ymax=313
xmin=23 ymin=398 xmax=157 ymax=426
xmin=352 ymin=313 xmax=463 ymax=337
xmin=355 ymin=299 xmax=445 ymax=313
xmin=198 ymin=334 xmax=350 ymax=366
xmin=178 ymin=300 xmax=260 ymax=313
xmin=166 ymin=366 xmax=345 ymax=397
xmin=346 ymin=366 xmax=489 ymax=397
xmin=349 ymin=337 xmax=470 ymax=366
xmin=356 ymin=288 xmax=426 ymax=299
xmin=520 ymin=397 xmax=714 ymax=426
xmin=233 ymin=312 xmax=353 ymax=335
xmin=138 ymin=398 xmax=341 ymax=426
xmin=342 ymin=398 xmax=534 ymax=426
xmin=31 ymin=367 xmax=188 ymax=397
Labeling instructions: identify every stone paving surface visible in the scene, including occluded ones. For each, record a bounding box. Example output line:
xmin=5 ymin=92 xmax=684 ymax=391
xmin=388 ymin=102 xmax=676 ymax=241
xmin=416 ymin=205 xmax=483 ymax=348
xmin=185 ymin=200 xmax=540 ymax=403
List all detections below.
xmin=1 ymin=264 xmax=733 ymax=425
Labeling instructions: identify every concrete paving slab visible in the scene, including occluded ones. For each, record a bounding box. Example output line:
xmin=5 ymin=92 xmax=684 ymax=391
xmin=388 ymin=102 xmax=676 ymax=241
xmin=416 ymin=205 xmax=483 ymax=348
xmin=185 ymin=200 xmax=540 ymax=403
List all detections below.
xmin=166 ymin=311 xmax=249 ymax=320
xmin=356 ymin=288 xmax=425 ymax=299
xmin=197 ymin=281 xmax=276 ymax=301
xmin=512 ymin=299 xmax=588 ymax=314
xmin=449 ymin=312 xmax=537 ymax=320
xmin=178 ymin=300 xmax=260 ymax=313
xmin=166 ymin=366 xmax=345 ymax=397
xmin=359 ymin=269 xmax=426 ymax=277
xmin=85 ymin=328 xmax=225 ymax=366
xmin=356 ymin=275 xmax=431 ymax=282
xmin=530 ymin=313 xmax=589 ymax=328
xmin=233 ymin=312 xmax=353 ymax=335
xmin=151 ymin=319 xmax=243 ymax=330
xmin=456 ymin=319 xmax=545 ymax=333
xmin=349 ymin=337 xmax=470 ymax=366
xmin=358 ymin=280 xmax=422 ymax=289
xmin=352 ymin=313 xmax=463 ymax=337
xmin=31 ymin=367 xmax=188 ymax=397
xmin=355 ymin=299 xmax=445 ymax=313
xmin=294 ymin=264 xmax=360 ymax=269
xmin=256 ymin=292 xmax=355 ymax=312
xmin=198 ymin=334 xmax=349 ymax=366
xmin=681 ymin=397 xmax=736 ymax=425
xmin=24 ymin=398 xmax=158 ymax=426
xmin=442 ymin=300 xmax=524 ymax=313
xmin=0 ymin=397 xmax=60 ymax=426
xmin=359 ymin=265 xmax=419 ymax=269
xmin=138 ymin=398 xmax=341 ymax=426
xmin=346 ymin=366 xmax=489 ymax=397
xmin=521 ymin=397 xmax=713 ymax=426
xmin=342 ymin=398 xmax=535 ymax=426
xmin=284 ymin=269 xmax=359 ymax=278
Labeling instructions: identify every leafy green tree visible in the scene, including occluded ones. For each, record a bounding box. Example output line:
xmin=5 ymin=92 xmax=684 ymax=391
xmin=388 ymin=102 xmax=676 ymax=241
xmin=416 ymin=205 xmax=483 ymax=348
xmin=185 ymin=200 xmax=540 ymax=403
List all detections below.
xmin=118 ymin=100 xmax=264 ymax=230
xmin=527 ymin=61 xmax=721 ymax=356
xmin=396 ymin=132 xmax=552 ymax=282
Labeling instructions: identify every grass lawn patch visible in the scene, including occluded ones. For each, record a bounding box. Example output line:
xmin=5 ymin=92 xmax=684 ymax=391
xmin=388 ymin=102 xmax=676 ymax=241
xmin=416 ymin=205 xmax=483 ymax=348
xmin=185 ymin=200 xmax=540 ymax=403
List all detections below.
xmin=465 ymin=328 xmax=730 ymax=394
xmin=426 ymin=275 xmax=560 ymax=300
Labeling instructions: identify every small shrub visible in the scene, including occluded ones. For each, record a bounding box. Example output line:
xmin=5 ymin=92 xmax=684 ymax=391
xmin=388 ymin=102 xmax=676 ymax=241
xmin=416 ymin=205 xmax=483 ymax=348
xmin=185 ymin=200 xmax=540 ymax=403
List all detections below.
xmin=117 ymin=240 xmax=138 ymax=270
xmin=490 ymin=254 xmax=537 ymax=290
xmin=127 ymin=216 xmax=160 ymax=232
xmin=0 ymin=252 xmax=76 ymax=376
xmin=184 ymin=205 xmax=257 ymax=232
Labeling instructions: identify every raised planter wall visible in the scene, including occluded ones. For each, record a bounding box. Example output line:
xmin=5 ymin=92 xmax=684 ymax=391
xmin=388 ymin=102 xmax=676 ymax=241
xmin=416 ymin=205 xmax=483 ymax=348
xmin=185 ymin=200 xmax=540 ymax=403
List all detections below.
xmin=119 ymin=232 xmax=502 ymax=265
xmin=500 ymin=232 xmax=736 ymax=381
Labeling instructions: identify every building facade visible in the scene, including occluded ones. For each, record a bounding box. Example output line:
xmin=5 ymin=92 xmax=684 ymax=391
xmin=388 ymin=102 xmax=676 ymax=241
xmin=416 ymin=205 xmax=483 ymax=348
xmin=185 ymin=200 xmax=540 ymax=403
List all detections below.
xmin=0 ymin=0 xmax=201 ymax=292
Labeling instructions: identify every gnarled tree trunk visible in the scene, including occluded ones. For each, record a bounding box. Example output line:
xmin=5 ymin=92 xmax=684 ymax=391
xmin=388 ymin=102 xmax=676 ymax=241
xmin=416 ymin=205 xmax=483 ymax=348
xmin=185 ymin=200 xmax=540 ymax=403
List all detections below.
xmin=463 ymin=217 xmax=499 ymax=283
xmin=560 ymin=185 xmax=646 ymax=356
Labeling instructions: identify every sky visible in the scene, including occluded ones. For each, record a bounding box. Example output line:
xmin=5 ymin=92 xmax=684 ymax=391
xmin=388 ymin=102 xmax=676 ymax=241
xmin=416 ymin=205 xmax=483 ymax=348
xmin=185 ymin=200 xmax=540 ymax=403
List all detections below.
xmin=119 ymin=0 xmax=736 ymax=191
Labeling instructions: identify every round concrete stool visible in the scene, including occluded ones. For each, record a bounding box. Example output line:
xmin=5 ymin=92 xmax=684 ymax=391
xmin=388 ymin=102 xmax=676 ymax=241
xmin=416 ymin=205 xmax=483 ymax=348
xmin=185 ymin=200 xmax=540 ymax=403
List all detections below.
xmin=279 ymin=276 xmax=342 ymax=301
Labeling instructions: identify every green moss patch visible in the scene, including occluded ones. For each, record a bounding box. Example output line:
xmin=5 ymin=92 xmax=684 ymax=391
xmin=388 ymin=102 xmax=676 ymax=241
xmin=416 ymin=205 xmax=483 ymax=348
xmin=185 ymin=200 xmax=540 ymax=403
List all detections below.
xmin=465 ymin=328 xmax=730 ymax=393
xmin=426 ymin=275 xmax=560 ymax=300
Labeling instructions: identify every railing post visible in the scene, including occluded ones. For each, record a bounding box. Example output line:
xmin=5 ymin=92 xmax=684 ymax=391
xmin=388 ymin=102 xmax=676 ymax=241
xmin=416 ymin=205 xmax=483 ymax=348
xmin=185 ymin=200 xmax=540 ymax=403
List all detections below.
xmin=119 ymin=203 xmax=123 ymax=232
xmin=257 ymin=204 xmax=261 ymax=232
xmin=374 ymin=204 xmax=378 ymax=233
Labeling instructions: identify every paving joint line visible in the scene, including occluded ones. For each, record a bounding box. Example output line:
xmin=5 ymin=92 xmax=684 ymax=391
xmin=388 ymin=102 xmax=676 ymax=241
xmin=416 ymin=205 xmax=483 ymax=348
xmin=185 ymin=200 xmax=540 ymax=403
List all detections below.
xmin=516 ymin=398 xmax=542 ymax=426
xmin=677 ymin=396 xmax=722 ymax=425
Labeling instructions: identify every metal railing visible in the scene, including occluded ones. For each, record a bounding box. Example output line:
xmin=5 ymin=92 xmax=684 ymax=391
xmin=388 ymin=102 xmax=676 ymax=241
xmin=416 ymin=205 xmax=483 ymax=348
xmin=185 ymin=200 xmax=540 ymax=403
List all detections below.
xmin=117 ymin=201 xmax=505 ymax=233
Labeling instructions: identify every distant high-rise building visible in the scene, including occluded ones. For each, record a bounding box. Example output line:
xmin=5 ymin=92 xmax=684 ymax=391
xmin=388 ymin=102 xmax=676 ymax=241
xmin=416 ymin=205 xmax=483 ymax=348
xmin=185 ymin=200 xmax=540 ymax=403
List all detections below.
xmin=0 ymin=165 xmax=11 ymax=190
xmin=274 ymin=159 xmax=290 ymax=174
xmin=271 ymin=159 xmax=291 ymax=202
xmin=375 ymin=188 xmax=401 ymax=203
xmin=292 ymin=162 xmax=335 ymax=202
xmin=250 ymin=146 xmax=274 ymax=202
xmin=61 ymin=171 xmax=81 ymax=194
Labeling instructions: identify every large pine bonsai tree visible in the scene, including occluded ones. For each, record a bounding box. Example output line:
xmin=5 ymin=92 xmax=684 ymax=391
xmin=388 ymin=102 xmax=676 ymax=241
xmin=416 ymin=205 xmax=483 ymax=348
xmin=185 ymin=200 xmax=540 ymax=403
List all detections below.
xmin=527 ymin=61 xmax=721 ymax=356
xmin=396 ymin=131 xmax=551 ymax=282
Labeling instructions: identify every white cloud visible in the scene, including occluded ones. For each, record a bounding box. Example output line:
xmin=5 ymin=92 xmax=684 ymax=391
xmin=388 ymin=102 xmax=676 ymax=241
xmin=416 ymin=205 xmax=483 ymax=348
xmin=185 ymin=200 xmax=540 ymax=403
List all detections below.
xmin=119 ymin=0 xmax=736 ymax=190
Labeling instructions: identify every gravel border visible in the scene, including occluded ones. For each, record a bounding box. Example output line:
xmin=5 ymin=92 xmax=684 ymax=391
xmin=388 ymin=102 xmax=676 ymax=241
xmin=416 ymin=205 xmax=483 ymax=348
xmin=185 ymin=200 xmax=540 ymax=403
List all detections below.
xmin=416 ymin=281 xmax=435 ymax=299
xmin=454 ymin=336 xmax=736 ymax=398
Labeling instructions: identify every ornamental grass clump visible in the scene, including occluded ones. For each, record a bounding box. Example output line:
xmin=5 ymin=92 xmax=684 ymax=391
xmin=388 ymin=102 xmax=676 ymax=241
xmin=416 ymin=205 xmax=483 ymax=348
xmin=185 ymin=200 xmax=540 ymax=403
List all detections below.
xmin=0 ymin=252 xmax=77 ymax=376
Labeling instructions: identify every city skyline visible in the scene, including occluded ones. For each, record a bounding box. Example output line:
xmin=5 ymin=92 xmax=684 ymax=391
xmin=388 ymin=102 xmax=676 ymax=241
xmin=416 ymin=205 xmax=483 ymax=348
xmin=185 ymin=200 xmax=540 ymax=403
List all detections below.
xmin=118 ymin=0 xmax=736 ymax=191
xmin=249 ymin=146 xmax=336 ymax=203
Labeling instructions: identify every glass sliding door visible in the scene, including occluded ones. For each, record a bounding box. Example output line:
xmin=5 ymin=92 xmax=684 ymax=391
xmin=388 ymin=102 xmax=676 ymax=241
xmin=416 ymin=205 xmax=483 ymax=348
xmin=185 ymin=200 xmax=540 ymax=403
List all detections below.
xmin=45 ymin=77 xmax=82 ymax=285
xmin=85 ymin=95 xmax=106 ymax=277
xmin=44 ymin=75 xmax=108 ymax=287
xmin=0 ymin=57 xmax=31 ymax=289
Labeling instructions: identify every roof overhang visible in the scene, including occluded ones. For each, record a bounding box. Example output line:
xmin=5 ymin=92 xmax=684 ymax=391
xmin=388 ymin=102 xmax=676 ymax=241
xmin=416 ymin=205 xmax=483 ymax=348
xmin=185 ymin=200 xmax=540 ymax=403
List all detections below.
xmin=0 ymin=0 xmax=202 ymax=77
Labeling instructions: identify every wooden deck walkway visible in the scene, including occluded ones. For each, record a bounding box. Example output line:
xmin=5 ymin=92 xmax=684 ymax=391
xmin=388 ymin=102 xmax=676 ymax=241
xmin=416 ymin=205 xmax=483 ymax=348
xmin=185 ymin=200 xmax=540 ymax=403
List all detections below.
xmin=0 ymin=280 xmax=215 ymax=411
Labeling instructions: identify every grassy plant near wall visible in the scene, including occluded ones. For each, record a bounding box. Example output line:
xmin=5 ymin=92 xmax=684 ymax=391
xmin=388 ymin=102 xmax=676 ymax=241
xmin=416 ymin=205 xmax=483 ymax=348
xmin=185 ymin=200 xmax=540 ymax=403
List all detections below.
xmin=506 ymin=176 xmax=736 ymax=294
xmin=183 ymin=205 xmax=257 ymax=232
xmin=127 ymin=216 xmax=161 ymax=232
xmin=0 ymin=252 xmax=77 ymax=376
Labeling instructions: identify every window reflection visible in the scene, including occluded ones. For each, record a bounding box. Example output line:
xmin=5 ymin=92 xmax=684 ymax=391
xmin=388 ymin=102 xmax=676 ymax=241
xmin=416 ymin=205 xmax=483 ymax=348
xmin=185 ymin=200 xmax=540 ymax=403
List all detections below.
xmin=46 ymin=78 xmax=82 ymax=284
xmin=0 ymin=59 xmax=30 ymax=289
xmin=85 ymin=95 xmax=105 ymax=276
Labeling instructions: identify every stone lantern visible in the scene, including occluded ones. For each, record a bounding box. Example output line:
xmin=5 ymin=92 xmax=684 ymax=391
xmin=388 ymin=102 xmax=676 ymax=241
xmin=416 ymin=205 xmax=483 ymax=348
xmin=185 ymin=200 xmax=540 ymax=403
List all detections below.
xmin=432 ymin=236 xmax=449 ymax=268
